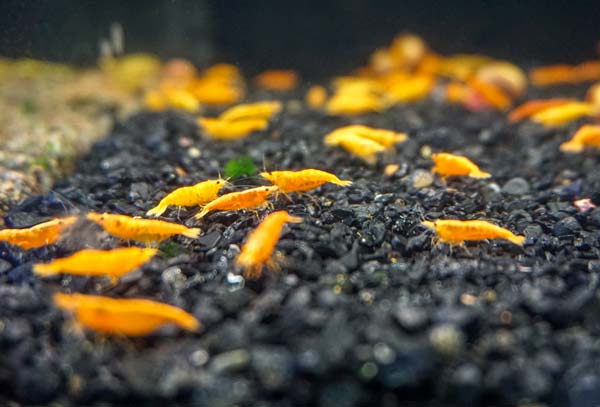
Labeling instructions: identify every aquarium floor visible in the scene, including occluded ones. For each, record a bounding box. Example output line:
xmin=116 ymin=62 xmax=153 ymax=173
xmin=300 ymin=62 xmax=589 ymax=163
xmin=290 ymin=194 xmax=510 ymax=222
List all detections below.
xmin=2 ymin=87 xmax=600 ymax=405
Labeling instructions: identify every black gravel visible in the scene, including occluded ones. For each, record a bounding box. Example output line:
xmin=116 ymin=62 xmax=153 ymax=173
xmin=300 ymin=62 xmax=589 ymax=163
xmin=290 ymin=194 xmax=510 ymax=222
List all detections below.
xmin=2 ymin=84 xmax=600 ymax=406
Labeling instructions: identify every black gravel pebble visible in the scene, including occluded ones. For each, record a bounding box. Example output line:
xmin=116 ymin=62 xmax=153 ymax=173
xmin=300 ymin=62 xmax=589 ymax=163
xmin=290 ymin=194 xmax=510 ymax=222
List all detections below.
xmin=2 ymin=82 xmax=600 ymax=406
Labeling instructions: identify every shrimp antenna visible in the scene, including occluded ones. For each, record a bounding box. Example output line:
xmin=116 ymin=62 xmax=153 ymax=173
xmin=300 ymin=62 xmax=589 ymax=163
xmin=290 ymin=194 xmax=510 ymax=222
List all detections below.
xmin=262 ymin=155 xmax=269 ymax=173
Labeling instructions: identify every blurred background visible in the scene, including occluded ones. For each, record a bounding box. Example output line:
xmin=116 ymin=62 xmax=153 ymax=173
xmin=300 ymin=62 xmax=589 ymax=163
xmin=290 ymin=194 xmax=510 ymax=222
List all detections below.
xmin=1 ymin=0 xmax=599 ymax=79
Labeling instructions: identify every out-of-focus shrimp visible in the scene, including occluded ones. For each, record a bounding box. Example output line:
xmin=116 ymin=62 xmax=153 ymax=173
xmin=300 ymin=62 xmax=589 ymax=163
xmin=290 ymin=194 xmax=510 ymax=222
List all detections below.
xmin=422 ymin=219 xmax=525 ymax=245
xmin=236 ymin=210 xmax=302 ymax=279
xmin=306 ymin=85 xmax=328 ymax=109
xmin=326 ymin=125 xmax=407 ymax=147
xmin=260 ymin=169 xmax=352 ymax=194
xmin=194 ymin=186 xmax=279 ymax=219
xmin=431 ymin=153 xmax=491 ymax=179
xmin=386 ymin=74 xmax=436 ymax=103
xmin=254 ymin=70 xmax=299 ymax=91
xmin=529 ymin=64 xmax=575 ymax=87
xmin=324 ymin=131 xmax=387 ymax=165
xmin=54 ymin=293 xmax=199 ymax=336
xmin=197 ymin=117 xmax=269 ymax=140
xmin=87 ymin=213 xmax=201 ymax=244
xmin=560 ymin=124 xmax=600 ymax=152
xmin=34 ymin=247 xmax=157 ymax=284
xmin=0 ymin=216 xmax=78 ymax=249
xmin=219 ymin=101 xmax=282 ymax=122
xmin=530 ymin=102 xmax=595 ymax=127
xmin=508 ymin=98 xmax=577 ymax=123
xmin=467 ymin=77 xmax=512 ymax=110
xmin=146 ymin=179 xmax=229 ymax=217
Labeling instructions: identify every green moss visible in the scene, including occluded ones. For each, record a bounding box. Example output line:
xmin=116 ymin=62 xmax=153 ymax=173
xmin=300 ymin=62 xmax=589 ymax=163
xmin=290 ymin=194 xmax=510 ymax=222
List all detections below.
xmin=224 ymin=156 xmax=257 ymax=179
xmin=21 ymin=99 xmax=37 ymax=115
xmin=159 ymin=241 xmax=185 ymax=259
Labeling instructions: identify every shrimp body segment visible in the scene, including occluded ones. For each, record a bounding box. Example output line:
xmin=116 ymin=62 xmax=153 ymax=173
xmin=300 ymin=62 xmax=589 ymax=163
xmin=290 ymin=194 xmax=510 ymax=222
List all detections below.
xmin=260 ymin=169 xmax=352 ymax=193
xmin=236 ymin=211 xmax=302 ymax=279
xmin=146 ymin=179 xmax=229 ymax=217
xmin=54 ymin=293 xmax=199 ymax=336
xmin=194 ymin=186 xmax=279 ymax=219
xmin=560 ymin=125 xmax=600 ymax=152
xmin=34 ymin=247 xmax=157 ymax=283
xmin=325 ymin=131 xmax=387 ymax=165
xmin=0 ymin=216 xmax=78 ymax=249
xmin=422 ymin=219 xmax=525 ymax=245
xmin=431 ymin=153 xmax=491 ymax=179
xmin=87 ymin=213 xmax=201 ymax=244
xmin=530 ymin=102 xmax=595 ymax=127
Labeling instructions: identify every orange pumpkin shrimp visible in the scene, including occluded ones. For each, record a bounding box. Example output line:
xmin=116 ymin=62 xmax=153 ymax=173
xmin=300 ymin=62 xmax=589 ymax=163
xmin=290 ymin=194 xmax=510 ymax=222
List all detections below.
xmin=422 ymin=219 xmax=525 ymax=246
xmin=87 ymin=213 xmax=201 ymax=244
xmin=560 ymin=124 xmax=600 ymax=152
xmin=254 ymin=70 xmax=299 ymax=91
xmin=194 ymin=185 xmax=279 ymax=219
xmin=327 ymin=125 xmax=407 ymax=148
xmin=236 ymin=210 xmax=302 ymax=279
xmin=197 ymin=117 xmax=270 ymax=140
xmin=54 ymin=293 xmax=199 ymax=336
xmin=146 ymin=179 xmax=229 ymax=217
xmin=431 ymin=152 xmax=491 ymax=179
xmin=530 ymin=102 xmax=595 ymax=127
xmin=218 ymin=101 xmax=282 ymax=122
xmin=34 ymin=247 xmax=157 ymax=284
xmin=0 ymin=216 xmax=78 ymax=249
xmin=324 ymin=131 xmax=387 ymax=165
xmin=260 ymin=169 xmax=352 ymax=194
xmin=508 ymin=98 xmax=578 ymax=123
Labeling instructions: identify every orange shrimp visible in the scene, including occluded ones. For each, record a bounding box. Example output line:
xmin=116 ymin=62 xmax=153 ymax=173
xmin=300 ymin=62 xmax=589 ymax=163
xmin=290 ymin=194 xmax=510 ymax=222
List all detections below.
xmin=146 ymin=179 xmax=229 ymax=217
xmin=54 ymin=293 xmax=199 ymax=336
xmin=87 ymin=213 xmax=201 ymax=244
xmin=560 ymin=124 xmax=600 ymax=152
xmin=324 ymin=131 xmax=387 ymax=165
xmin=194 ymin=185 xmax=279 ymax=219
xmin=508 ymin=98 xmax=577 ymax=123
xmin=530 ymin=102 xmax=595 ymax=127
xmin=385 ymin=74 xmax=436 ymax=103
xmin=0 ymin=216 xmax=78 ymax=249
xmin=254 ymin=70 xmax=299 ymax=91
xmin=422 ymin=219 xmax=525 ymax=245
xmin=431 ymin=153 xmax=491 ymax=179
xmin=218 ymin=101 xmax=282 ymax=122
xmin=260 ymin=169 xmax=352 ymax=194
xmin=467 ymin=77 xmax=512 ymax=110
xmin=327 ymin=125 xmax=407 ymax=148
xmin=197 ymin=117 xmax=269 ymax=140
xmin=34 ymin=247 xmax=156 ymax=284
xmin=587 ymin=82 xmax=600 ymax=106
xmin=475 ymin=61 xmax=527 ymax=98
xmin=529 ymin=64 xmax=575 ymax=86
xmin=236 ymin=210 xmax=302 ymax=279
xmin=306 ymin=85 xmax=328 ymax=108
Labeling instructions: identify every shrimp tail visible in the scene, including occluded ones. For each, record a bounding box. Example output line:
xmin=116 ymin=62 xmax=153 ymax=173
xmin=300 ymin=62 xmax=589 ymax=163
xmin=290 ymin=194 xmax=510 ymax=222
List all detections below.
xmin=146 ymin=203 xmax=168 ymax=217
xmin=182 ymin=227 xmax=202 ymax=239
xmin=469 ymin=170 xmax=492 ymax=179
xmin=560 ymin=142 xmax=583 ymax=153
xmin=508 ymin=234 xmax=526 ymax=246
xmin=332 ymin=179 xmax=353 ymax=187
xmin=194 ymin=209 xmax=209 ymax=219
xmin=287 ymin=215 xmax=303 ymax=223
xmin=33 ymin=264 xmax=57 ymax=276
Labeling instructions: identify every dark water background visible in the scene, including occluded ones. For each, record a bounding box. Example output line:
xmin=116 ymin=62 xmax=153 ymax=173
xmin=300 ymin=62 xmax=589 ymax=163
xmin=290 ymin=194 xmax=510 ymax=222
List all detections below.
xmin=1 ymin=0 xmax=599 ymax=79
